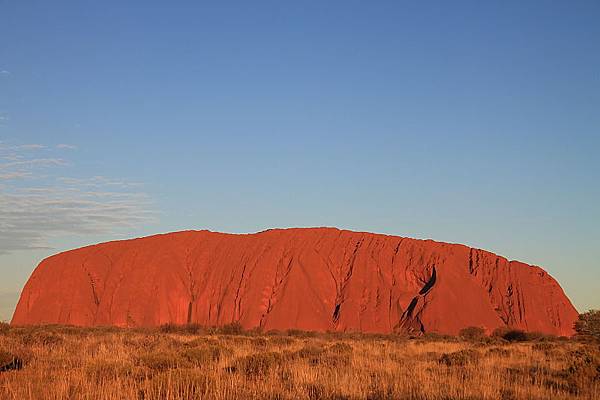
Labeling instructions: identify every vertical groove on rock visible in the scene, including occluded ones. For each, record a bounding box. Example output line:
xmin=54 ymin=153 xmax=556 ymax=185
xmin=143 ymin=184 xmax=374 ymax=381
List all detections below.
xmin=232 ymin=263 xmax=247 ymax=323
xmin=187 ymin=301 xmax=193 ymax=324
xmin=80 ymin=260 xmax=101 ymax=325
xmin=260 ymin=253 xmax=294 ymax=328
xmin=332 ymin=238 xmax=364 ymax=327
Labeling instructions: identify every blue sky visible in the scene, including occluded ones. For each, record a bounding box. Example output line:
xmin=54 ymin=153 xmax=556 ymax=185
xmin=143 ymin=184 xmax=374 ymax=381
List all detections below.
xmin=1 ymin=1 xmax=599 ymax=321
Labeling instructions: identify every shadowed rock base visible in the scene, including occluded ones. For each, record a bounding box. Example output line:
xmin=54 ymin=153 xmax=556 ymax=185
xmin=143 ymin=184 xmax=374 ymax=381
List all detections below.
xmin=12 ymin=228 xmax=578 ymax=336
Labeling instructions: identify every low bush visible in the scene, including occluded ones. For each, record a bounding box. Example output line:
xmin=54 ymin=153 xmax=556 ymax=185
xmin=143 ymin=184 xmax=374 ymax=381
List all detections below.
xmin=0 ymin=322 xmax=10 ymax=335
xmin=419 ymin=332 xmax=458 ymax=342
xmin=230 ymin=352 xmax=283 ymax=379
xmin=575 ymin=310 xmax=600 ymax=341
xmin=137 ymin=351 xmax=188 ymax=370
xmin=181 ymin=345 xmax=232 ymax=366
xmin=291 ymin=343 xmax=353 ymax=368
xmin=159 ymin=323 xmax=203 ymax=335
xmin=85 ymin=359 xmax=134 ymax=382
xmin=439 ymin=349 xmax=480 ymax=366
xmin=21 ymin=330 xmax=64 ymax=347
xmin=295 ymin=345 xmax=326 ymax=359
xmin=532 ymin=342 xmax=556 ymax=353
xmin=328 ymin=342 xmax=353 ymax=355
xmin=286 ymin=329 xmax=317 ymax=338
xmin=309 ymin=352 xmax=352 ymax=368
xmin=220 ymin=335 xmax=251 ymax=346
xmin=486 ymin=347 xmax=511 ymax=357
xmin=565 ymin=348 xmax=600 ymax=382
xmin=459 ymin=326 xmax=486 ymax=341
xmin=218 ymin=322 xmax=244 ymax=336
xmin=492 ymin=328 xmax=529 ymax=342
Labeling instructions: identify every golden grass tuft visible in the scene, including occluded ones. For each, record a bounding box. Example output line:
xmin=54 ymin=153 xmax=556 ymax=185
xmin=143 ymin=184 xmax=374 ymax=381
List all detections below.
xmin=0 ymin=324 xmax=598 ymax=399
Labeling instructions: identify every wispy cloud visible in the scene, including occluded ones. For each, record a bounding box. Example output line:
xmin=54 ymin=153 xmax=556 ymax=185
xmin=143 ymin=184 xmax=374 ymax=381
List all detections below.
xmin=0 ymin=143 xmax=46 ymax=151
xmin=56 ymin=144 xmax=77 ymax=150
xmin=0 ymin=70 xmax=9 ymax=75
xmin=58 ymin=175 xmax=142 ymax=188
xmin=0 ymin=158 xmax=66 ymax=170
xmin=0 ymin=141 xmax=155 ymax=254
xmin=16 ymin=144 xmax=46 ymax=150
xmin=0 ymin=171 xmax=32 ymax=180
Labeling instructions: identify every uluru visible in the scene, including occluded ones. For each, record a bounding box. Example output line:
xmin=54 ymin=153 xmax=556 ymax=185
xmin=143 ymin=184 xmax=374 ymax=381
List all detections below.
xmin=11 ymin=228 xmax=578 ymax=336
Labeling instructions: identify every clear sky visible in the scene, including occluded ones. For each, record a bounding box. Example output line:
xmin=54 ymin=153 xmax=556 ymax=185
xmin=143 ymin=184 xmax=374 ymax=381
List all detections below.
xmin=1 ymin=1 xmax=599 ymax=321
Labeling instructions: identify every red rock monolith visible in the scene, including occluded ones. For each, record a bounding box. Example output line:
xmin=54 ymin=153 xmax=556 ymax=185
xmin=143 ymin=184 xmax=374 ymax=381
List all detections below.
xmin=12 ymin=228 xmax=578 ymax=335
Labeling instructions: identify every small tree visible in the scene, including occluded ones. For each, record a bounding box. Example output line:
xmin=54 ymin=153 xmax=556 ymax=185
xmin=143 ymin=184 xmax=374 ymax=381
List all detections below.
xmin=575 ymin=310 xmax=600 ymax=340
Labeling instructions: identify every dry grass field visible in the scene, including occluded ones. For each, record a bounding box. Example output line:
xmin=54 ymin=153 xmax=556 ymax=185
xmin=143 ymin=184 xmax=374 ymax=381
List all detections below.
xmin=0 ymin=322 xmax=598 ymax=400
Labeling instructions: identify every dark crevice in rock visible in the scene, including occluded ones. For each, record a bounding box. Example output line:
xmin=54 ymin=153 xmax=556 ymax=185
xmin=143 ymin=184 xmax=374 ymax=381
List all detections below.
xmin=333 ymin=304 xmax=341 ymax=323
xmin=419 ymin=267 xmax=437 ymax=295
xmin=187 ymin=301 xmax=193 ymax=324
xmin=404 ymin=297 xmax=419 ymax=319
xmin=397 ymin=267 xmax=438 ymax=334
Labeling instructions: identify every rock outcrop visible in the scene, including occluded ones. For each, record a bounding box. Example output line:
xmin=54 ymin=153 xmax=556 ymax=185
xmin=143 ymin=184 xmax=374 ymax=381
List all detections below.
xmin=12 ymin=228 xmax=578 ymax=335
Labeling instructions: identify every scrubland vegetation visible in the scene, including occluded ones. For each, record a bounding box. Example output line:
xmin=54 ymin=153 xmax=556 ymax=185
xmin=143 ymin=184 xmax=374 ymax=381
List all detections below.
xmin=0 ymin=321 xmax=599 ymax=400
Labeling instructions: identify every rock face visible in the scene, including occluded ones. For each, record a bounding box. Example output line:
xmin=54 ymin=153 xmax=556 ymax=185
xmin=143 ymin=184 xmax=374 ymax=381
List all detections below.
xmin=12 ymin=228 xmax=578 ymax=335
